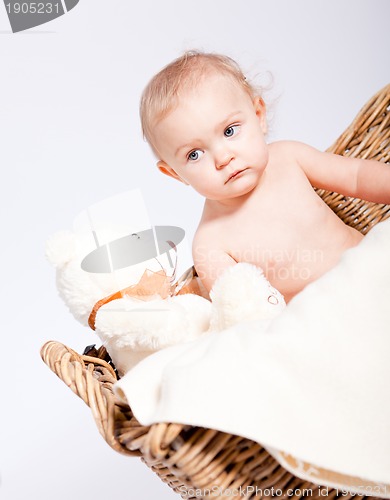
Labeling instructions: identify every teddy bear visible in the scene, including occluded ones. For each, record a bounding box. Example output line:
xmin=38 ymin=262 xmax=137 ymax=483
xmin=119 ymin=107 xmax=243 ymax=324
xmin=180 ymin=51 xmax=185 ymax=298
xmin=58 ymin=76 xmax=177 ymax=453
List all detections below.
xmin=45 ymin=230 xmax=286 ymax=376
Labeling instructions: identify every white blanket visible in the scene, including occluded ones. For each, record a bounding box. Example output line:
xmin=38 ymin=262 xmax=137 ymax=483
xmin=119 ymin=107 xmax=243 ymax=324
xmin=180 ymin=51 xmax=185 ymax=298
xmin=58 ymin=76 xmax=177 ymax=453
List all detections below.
xmin=115 ymin=217 xmax=390 ymax=492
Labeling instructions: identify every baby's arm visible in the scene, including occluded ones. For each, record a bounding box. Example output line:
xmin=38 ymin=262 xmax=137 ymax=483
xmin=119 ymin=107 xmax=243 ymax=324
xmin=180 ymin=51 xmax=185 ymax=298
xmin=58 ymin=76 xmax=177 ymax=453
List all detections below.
xmin=285 ymin=141 xmax=390 ymax=204
xmin=192 ymin=230 xmax=236 ymax=293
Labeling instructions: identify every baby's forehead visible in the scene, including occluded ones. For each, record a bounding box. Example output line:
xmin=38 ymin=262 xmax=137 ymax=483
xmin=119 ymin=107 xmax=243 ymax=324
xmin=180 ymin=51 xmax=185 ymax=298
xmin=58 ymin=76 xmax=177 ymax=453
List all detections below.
xmin=168 ymin=75 xmax=249 ymax=122
xmin=180 ymin=71 xmax=244 ymax=98
xmin=151 ymin=74 xmax=253 ymax=158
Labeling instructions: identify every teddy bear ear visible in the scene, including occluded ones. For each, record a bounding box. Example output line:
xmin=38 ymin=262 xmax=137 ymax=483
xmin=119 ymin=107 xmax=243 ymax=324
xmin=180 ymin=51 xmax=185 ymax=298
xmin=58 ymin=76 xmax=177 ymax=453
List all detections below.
xmin=45 ymin=230 xmax=77 ymax=268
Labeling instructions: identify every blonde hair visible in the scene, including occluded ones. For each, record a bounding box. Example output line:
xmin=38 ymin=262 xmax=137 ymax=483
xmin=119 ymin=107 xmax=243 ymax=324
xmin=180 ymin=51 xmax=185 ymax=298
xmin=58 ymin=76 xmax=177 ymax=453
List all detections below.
xmin=140 ymin=51 xmax=261 ymax=156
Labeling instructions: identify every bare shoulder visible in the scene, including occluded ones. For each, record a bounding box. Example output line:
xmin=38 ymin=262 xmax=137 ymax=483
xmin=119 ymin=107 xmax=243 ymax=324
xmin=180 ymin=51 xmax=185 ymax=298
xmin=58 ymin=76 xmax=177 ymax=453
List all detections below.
xmin=267 ymin=141 xmax=322 ymax=178
xmin=192 ymin=223 xmax=214 ymax=257
xmin=268 ymin=140 xmax=312 ymax=159
xmin=192 ymin=221 xmax=224 ymax=263
xmin=192 ymin=223 xmax=236 ymax=293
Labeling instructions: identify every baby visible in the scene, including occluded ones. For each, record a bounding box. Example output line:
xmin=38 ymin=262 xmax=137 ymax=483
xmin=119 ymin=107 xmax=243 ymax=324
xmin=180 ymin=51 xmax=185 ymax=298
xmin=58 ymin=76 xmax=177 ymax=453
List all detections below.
xmin=140 ymin=51 xmax=390 ymax=303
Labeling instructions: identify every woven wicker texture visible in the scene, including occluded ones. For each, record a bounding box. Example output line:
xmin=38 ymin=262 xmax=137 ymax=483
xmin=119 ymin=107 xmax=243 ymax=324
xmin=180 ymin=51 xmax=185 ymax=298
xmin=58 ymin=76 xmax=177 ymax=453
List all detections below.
xmin=41 ymin=84 xmax=390 ymax=500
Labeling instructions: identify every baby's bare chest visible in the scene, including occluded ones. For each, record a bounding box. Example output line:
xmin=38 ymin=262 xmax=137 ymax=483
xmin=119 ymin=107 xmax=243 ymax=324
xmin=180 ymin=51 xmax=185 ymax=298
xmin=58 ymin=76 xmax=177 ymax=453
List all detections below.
xmin=221 ymin=172 xmax=329 ymax=264
xmin=223 ymin=206 xmax=325 ymax=268
xmin=201 ymin=160 xmax=361 ymax=300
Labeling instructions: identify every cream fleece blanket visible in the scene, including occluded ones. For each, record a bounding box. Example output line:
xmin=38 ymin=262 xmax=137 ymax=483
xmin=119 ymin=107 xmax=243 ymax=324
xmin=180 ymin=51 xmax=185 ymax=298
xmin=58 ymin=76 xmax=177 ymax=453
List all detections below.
xmin=115 ymin=217 xmax=390 ymax=494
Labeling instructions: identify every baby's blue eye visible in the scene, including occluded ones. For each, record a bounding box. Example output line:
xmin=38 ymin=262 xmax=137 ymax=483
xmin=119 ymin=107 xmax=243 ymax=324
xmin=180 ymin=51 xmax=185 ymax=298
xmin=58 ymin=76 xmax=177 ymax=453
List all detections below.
xmin=187 ymin=149 xmax=203 ymax=161
xmin=224 ymin=125 xmax=240 ymax=137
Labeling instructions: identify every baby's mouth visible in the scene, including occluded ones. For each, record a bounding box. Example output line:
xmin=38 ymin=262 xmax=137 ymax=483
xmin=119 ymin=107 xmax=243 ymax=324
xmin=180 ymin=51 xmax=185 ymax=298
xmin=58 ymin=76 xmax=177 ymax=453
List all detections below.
xmin=225 ymin=168 xmax=248 ymax=184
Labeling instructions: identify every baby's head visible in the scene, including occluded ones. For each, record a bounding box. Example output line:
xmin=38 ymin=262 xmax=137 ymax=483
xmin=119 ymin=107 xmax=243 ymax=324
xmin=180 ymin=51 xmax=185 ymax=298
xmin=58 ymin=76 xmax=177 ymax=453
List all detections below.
xmin=140 ymin=52 xmax=259 ymax=152
xmin=140 ymin=51 xmax=269 ymax=201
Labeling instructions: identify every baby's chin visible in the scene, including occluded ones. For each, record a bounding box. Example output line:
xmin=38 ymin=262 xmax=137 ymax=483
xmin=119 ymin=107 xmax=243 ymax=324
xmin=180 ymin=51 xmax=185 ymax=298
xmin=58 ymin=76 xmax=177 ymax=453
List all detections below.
xmin=224 ymin=174 xmax=261 ymax=197
xmin=203 ymin=184 xmax=259 ymax=203
xmin=196 ymin=168 xmax=263 ymax=201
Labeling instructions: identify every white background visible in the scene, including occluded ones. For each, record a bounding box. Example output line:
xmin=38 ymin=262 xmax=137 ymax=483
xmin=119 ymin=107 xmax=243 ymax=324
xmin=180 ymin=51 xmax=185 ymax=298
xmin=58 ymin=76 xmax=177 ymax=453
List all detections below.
xmin=0 ymin=1 xmax=389 ymax=499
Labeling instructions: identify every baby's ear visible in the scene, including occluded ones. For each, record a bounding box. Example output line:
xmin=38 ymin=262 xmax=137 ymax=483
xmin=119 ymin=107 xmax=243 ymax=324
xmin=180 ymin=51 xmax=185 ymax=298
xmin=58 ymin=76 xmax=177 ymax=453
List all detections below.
xmin=156 ymin=161 xmax=189 ymax=185
xmin=253 ymin=96 xmax=267 ymax=134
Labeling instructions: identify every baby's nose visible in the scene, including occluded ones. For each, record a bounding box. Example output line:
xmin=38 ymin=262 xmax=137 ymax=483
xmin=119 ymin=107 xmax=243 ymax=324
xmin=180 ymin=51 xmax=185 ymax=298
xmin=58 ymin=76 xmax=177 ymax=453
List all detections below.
xmin=215 ymin=151 xmax=234 ymax=169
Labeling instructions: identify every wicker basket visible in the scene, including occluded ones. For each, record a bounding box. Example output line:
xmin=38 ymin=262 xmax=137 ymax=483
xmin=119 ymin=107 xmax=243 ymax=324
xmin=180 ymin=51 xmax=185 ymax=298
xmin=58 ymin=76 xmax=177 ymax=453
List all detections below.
xmin=41 ymin=84 xmax=390 ymax=500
